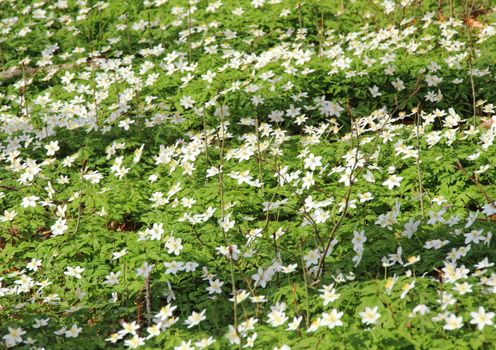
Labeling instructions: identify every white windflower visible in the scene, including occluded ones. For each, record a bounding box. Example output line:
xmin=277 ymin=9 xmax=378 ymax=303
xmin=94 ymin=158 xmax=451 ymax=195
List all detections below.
xmin=0 ymin=210 xmax=17 ymax=223
xmin=65 ymin=324 xmax=82 ymax=338
xmin=470 ymin=307 xmax=494 ymax=330
xmin=319 ymin=284 xmax=341 ymax=305
xmin=184 ymin=309 xmax=207 ymax=328
xmin=444 ymin=313 xmax=463 ymax=330
xmin=206 ymin=279 xmax=224 ymax=294
xmin=2 ymin=327 xmax=26 ymax=347
xmin=165 ymin=237 xmax=183 ymax=256
xmin=359 ymin=306 xmax=381 ymax=325
xmin=64 ymin=266 xmax=85 ymax=279
xmin=21 ymin=195 xmax=39 ymax=208
xmin=103 ymin=271 xmax=121 ymax=286
xmin=146 ymin=324 xmax=160 ymax=339
xmin=45 ymin=141 xmax=60 ymax=156
xmin=286 ymin=316 xmax=302 ymax=331
xmin=124 ymin=335 xmax=145 ymax=349
xmin=51 ymin=218 xmax=68 ymax=236
xmin=219 ymin=213 xmax=235 ymax=232
xmin=195 ymin=337 xmax=216 ymax=349
xmin=267 ymin=310 xmax=288 ymax=327
xmin=382 ymin=175 xmax=403 ymax=189
xmin=320 ymin=309 xmax=343 ymax=329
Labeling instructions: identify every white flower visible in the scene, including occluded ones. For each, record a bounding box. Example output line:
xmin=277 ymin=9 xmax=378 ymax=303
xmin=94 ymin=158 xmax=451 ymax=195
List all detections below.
xmin=201 ymin=70 xmax=216 ymax=83
xmin=404 ymin=256 xmax=420 ymax=267
xmin=112 ymin=249 xmax=128 ymax=260
xmin=206 ymin=279 xmax=224 ymax=294
xmin=384 ymin=275 xmax=398 ymax=295
xmin=382 ymin=175 xmax=403 ymax=189
xmin=359 ymin=306 xmax=381 ymax=325
xmin=320 ymin=309 xmax=344 ymax=329
xmin=400 ymin=279 xmax=416 ymax=299
xmin=118 ymin=118 xmax=135 ymax=130
xmin=64 ymin=266 xmax=85 ymax=279
xmin=470 ymin=307 xmax=494 ymax=330
xmin=482 ymin=202 xmax=496 ymax=216
xmin=244 ymin=332 xmax=258 ymax=348
xmin=402 ymin=219 xmax=420 ymax=239
xmin=319 ymin=284 xmax=340 ymax=305
xmin=33 ymin=318 xmax=50 ymax=328
xmin=146 ymin=324 xmax=160 ymax=339
xmin=225 ymin=325 xmax=240 ymax=345
xmin=475 ymin=257 xmax=494 ymax=270
xmin=26 ymin=258 xmax=42 ymax=271
xmin=369 ymin=85 xmax=382 ymax=97
xmin=103 ymin=271 xmax=121 ymax=286
xmin=306 ymin=318 xmax=322 ymax=333
xmin=252 ymin=0 xmax=265 ymax=9
xmin=136 ymin=262 xmax=154 ymax=278
xmin=303 ymin=249 xmax=321 ymax=267
xmin=164 ymin=261 xmax=184 ymax=275
xmin=320 ymin=101 xmax=344 ymax=117
xmin=214 ymin=105 xmax=230 ymax=117
xmin=147 ymin=223 xmax=164 ymax=240
xmin=410 ymin=304 xmax=430 ymax=317
xmin=352 ymin=230 xmax=367 ymax=250
xmin=286 ymin=316 xmax=302 ymax=331
xmin=267 ymin=310 xmax=288 ymax=327
xmin=358 ymin=192 xmax=374 ymax=203
xmin=124 ymin=335 xmax=145 ymax=349
xmin=453 ymin=282 xmax=472 ymax=295
xmin=425 ymin=74 xmax=442 ymax=87
xmin=54 ymin=326 xmax=67 ymax=336
xmin=219 ymin=213 xmax=235 ymax=232
xmin=165 ymin=237 xmax=183 ymax=255
xmin=184 ymin=309 xmax=206 ymax=328
xmin=154 ymin=304 xmax=177 ymax=322
xmin=229 ymin=290 xmax=250 ymax=304
xmin=21 ymin=195 xmax=39 ymax=208
xmin=0 ymin=210 xmax=17 ymax=223
xmin=444 ymin=313 xmax=463 ymax=330
xmin=281 ymin=264 xmax=297 ymax=274
xmin=392 ymin=78 xmax=405 ymax=91
xmin=180 ymin=95 xmax=195 ymax=109
xmin=51 ymin=218 xmax=68 ymax=236
xmin=119 ymin=321 xmax=140 ymax=337
xmin=304 ymin=153 xmax=322 ymax=171
xmin=65 ymin=323 xmax=82 ymax=338
xmin=250 ymin=295 xmax=267 ymax=303
xmin=2 ymin=327 xmax=26 ymax=347
xmin=301 ymin=171 xmax=315 ymax=190
xmin=195 ymin=337 xmax=216 ymax=349
xmin=184 ymin=261 xmax=199 ymax=272
xmin=45 ymin=141 xmax=60 ymax=156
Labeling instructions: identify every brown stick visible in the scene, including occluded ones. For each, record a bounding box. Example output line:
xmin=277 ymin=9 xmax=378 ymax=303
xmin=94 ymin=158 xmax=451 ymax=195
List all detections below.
xmin=0 ymin=60 xmax=99 ymax=80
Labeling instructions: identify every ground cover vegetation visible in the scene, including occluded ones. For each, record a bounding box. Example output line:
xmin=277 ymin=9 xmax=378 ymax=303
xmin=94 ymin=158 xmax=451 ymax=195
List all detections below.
xmin=1 ymin=0 xmax=496 ymax=349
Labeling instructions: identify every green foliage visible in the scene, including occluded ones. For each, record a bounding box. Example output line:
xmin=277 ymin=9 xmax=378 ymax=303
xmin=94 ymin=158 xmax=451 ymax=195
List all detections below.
xmin=1 ymin=0 xmax=496 ymax=349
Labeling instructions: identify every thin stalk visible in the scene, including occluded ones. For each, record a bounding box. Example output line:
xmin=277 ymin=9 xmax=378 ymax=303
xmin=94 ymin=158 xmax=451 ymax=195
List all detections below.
xmin=318 ymin=2 xmax=324 ymax=56
xmin=297 ymin=2 xmax=303 ymax=29
xmin=463 ymin=0 xmax=478 ymax=126
xmin=202 ymin=105 xmax=210 ymax=163
xmin=317 ymin=101 xmax=360 ymax=278
xmin=414 ymin=105 xmax=425 ymax=217
xmin=144 ymin=276 xmax=152 ymax=325
xmin=217 ymin=100 xmax=241 ymax=348
xmin=255 ymin=115 xmax=263 ymax=184
xmin=300 ymin=241 xmax=310 ymax=328
xmin=187 ymin=3 xmax=193 ymax=62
